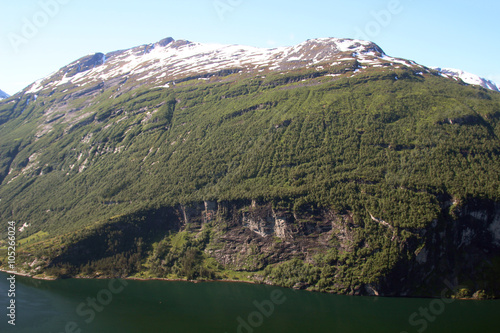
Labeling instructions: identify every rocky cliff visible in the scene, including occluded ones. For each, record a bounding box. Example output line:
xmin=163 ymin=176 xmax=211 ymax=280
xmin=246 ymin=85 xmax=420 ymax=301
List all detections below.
xmin=11 ymin=197 xmax=499 ymax=298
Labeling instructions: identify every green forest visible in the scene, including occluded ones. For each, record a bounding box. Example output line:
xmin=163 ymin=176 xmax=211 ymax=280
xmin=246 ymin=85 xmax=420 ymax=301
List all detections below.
xmin=0 ymin=64 xmax=499 ymax=297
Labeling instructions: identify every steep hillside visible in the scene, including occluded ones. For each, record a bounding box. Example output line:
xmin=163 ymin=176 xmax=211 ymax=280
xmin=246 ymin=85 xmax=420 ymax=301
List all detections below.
xmin=0 ymin=38 xmax=499 ymax=298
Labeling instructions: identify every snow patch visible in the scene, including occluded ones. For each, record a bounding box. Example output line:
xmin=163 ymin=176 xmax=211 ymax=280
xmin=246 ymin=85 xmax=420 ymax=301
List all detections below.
xmin=433 ymin=67 xmax=500 ymax=92
xmin=18 ymin=223 xmax=30 ymax=233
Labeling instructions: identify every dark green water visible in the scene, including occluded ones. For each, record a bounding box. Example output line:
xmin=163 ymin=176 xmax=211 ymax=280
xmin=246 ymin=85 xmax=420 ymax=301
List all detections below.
xmin=0 ymin=272 xmax=498 ymax=333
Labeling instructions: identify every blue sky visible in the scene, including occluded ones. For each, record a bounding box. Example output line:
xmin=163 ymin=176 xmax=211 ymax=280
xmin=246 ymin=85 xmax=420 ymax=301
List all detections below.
xmin=0 ymin=0 xmax=499 ymax=95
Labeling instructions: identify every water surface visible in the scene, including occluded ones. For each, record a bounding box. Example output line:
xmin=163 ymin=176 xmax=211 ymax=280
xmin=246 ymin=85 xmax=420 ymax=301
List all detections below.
xmin=0 ymin=272 xmax=498 ymax=333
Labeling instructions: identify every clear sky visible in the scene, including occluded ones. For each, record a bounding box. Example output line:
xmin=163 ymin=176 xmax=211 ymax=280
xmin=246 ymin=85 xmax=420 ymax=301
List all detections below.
xmin=0 ymin=0 xmax=498 ymax=95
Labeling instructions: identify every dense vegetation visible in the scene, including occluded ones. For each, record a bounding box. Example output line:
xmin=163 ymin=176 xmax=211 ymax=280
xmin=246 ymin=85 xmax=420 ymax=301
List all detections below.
xmin=0 ymin=64 xmax=499 ymax=297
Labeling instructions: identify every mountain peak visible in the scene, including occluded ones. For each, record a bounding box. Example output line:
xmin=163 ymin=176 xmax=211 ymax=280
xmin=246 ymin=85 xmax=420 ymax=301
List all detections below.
xmin=0 ymin=89 xmax=10 ymax=100
xmin=157 ymin=37 xmax=175 ymax=47
xmin=21 ymin=37 xmax=498 ymax=96
xmin=302 ymin=37 xmax=385 ymax=55
xmin=22 ymin=37 xmax=399 ymax=95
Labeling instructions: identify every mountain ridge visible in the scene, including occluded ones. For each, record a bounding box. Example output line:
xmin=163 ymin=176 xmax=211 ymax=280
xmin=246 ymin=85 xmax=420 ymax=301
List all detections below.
xmin=24 ymin=37 xmax=390 ymax=94
xmin=432 ymin=67 xmax=500 ymax=92
xmin=18 ymin=37 xmax=499 ymax=97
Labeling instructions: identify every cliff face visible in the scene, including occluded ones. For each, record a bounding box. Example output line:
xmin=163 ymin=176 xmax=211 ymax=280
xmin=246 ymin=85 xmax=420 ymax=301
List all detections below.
xmin=210 ymin=198 xmax=499 ymax=297
xmin=18 ymin=197 xmax=499 ymax=298
xmin=380 ymin=199 xmax=500 ymax=297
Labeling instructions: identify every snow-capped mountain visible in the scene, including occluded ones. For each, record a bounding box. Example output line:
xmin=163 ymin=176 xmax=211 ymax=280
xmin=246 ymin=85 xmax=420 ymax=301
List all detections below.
xmin=0 ymin=89 xmax=9 ymax=100
xmin=2 ymin=37 xmax=500 ymax=299
xmin=433 ymin=68 xmax=500 ymax=92
xmin=23 ymin=37 xmax=421 ymax=94
xmin=21 ymin=37 xmax=499 ymax=96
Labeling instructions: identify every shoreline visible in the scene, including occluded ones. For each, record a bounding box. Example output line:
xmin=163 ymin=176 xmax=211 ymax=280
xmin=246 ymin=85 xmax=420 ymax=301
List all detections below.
xmin=0 ymin=267 xmax=258 ymax=285
xmin=0 ymin=267 xmax=496 ymax=301
xmin=125 ymin=276 xmax=258 ymax=285
xmin=0 ymin=268 xmax=57 ymax=280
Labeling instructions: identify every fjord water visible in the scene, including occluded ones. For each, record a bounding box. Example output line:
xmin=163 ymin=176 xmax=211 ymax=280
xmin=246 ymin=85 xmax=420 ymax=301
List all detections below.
xmin=1 ymin=272 xmax=498 ymax=333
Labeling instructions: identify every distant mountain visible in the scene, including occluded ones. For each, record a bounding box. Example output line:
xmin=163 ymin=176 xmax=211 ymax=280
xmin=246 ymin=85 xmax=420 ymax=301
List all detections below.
xmin=0 ymin=89 xmax=9 ymax=100
xmin=433 ymin=67 xmax=500 ymax=92
xmin=1 ymin=37 xmax=499 ymax=298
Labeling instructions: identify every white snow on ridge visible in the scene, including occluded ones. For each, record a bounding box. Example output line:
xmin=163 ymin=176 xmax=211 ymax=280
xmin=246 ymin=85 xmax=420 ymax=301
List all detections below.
xmin=23 ymin=38 xmax=383 ymax=93
xmin=334 ymin=38 xmax=377 ymax=53
xmin=381 ymin=55 xmax=419 ymax=67
xmin=433 ymin=67 xmax=500 ymax=92
xmin=19 ymin=37 xmax=500 ymax=94
xmin=103 ymin=41 xmax=286 ymax=80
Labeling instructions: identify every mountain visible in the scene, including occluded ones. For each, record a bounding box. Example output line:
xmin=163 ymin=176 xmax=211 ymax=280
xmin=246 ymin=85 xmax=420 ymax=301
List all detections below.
xmin=0 ymin=89 xmax=9 ymax=100
xmin=1 ymin=37 xmax=499 ymax=298
xmin=23 ymin=37 xmax=393 ymax=94
xmin=433 ymin=67 xmax=500 ymax=92
xmin=23 ymin=37 xmax=498 ymax=97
